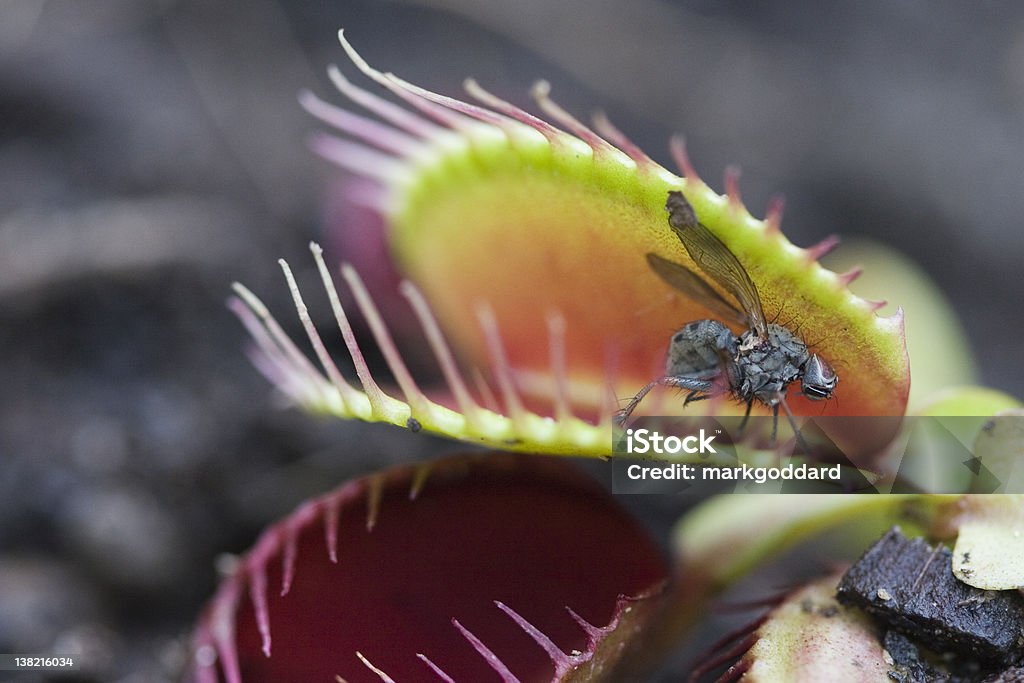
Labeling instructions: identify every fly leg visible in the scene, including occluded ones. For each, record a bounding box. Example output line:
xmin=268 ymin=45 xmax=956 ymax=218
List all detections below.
xmin=777 ymin=393 xmax=811 ymax=455
xmin=615 ymin=376 xmax=715 ymax=425
xmin=683 ymin=391 xmax=710 ymax=407
xmin=736 ymin=398 xmax=754 ymax=435
xmin=770 ymin=403 xmax=780 ymax=443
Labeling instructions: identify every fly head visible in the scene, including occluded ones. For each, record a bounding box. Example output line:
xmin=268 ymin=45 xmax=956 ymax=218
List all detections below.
xmin=801 ymin=353 xmax=838 ymax=401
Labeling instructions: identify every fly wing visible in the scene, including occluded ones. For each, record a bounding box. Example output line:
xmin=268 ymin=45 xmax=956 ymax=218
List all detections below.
xmin=665 ymin=191 xmax=767 ymax=336
xmin=646 ymin=253 xmax=747 ymax=326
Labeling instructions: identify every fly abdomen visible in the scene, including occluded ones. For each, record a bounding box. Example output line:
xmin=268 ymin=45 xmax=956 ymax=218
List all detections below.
xmin=665 ymin=319 xmax=737 ymax=379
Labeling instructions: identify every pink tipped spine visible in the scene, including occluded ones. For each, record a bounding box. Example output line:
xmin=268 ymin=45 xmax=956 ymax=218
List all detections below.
xmin=531 ymin=81 xmax=620 ymax=159
xmin=495 ymin=601 xmax=573 ymax=674
xmin=464 ymin=78 xmax=567 ymax=145
xmin=451 ymin=619 xmax=522 ymax=683
xmin=670 ymin=134 xmax=704 ymax=185
xmin=724 ymin=165 xmax=743 ymax=210
xmin=325 ymin=495 xmax=341 ymax=564
xmin=592 ymin=111 xmax=657 ymax=168
xmin=546 ymin=311 xmax=572 ymax=423
xmin=838 ymin=266 xmax=864 ymax=285
xmin=400 ymin=280 xmax=483 ymax=424
xmin=805 ymin=234 xmax=840 ymax=261
xmin=248 ymin=560 xmax=272 ymax=657
xmin=326 ymin=64 xmax=441 ymax=139
xmin=475 ymin=304 xmax=526 ymax=427
xmin=417 ymin=653 xmax=457 ymax=682
xmin=764 ymin=194 xmax=786 ymax=233
xmin=299 ymin=89 xmax=421 ymax=156
xmin=341 ymin=263 xmax=430 ymax=416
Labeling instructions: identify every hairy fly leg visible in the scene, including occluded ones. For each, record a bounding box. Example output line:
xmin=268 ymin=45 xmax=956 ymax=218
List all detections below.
xmin=615 ymin=375 xmax=716 ymax=425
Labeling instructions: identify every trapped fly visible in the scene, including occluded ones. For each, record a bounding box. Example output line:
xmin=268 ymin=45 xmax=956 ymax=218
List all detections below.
xmin=616 ymin=191 xmax=838 ymax=445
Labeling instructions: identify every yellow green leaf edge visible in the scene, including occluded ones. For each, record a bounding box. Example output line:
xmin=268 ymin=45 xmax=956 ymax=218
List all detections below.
xmin=228 ymin=260 xmax=613 ymax=458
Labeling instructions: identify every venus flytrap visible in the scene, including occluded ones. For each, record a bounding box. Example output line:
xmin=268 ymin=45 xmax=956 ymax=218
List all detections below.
xmin=189 ymin=454 xmax=668 ymax=683
xmin=231 ymin=31 xmax=917 ymax=462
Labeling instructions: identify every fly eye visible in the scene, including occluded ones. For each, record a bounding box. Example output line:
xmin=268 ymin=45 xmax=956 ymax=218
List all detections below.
xmin=802 ymin=385 xmax=831 ymax=400
xmin=801 ymin=354 xmax=838 ymax=400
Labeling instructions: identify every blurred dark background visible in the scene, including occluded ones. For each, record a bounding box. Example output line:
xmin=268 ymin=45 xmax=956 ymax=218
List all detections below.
xmin=2 ymin=1 xmax=1024 ymax=680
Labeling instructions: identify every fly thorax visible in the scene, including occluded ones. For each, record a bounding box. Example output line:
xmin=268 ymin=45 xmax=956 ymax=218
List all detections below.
xmin=733 ymin=325 xmax=811 ymax=403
